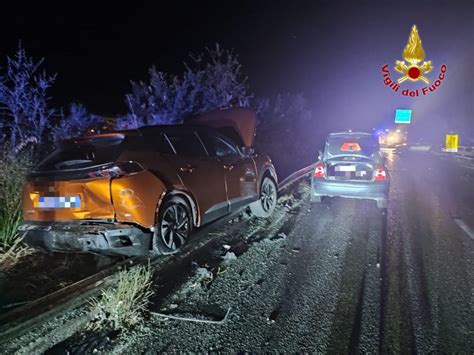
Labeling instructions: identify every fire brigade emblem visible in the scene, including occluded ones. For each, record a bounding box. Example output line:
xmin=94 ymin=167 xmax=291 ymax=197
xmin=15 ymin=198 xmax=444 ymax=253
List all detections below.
xmin=394 ymin=25 xmax=433 ymax=84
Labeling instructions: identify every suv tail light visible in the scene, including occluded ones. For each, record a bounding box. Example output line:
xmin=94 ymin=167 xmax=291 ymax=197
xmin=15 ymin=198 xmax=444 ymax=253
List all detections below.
xmin=374 ymin=166 xmax=387 ymax=181
xmin=314 ymin=162 xmax=325 ymax=178
xmin=87 ymin=162 xmax=143 ymax=179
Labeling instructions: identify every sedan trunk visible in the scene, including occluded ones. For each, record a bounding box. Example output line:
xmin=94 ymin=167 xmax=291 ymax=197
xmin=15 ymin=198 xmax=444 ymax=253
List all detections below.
xmin=325 ymin=157 xmax=375 ymax=181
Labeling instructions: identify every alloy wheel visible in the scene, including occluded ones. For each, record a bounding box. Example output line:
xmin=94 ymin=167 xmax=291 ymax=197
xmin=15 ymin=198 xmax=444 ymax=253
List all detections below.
xmin=160 ymin=204 xmax=190 ymax=250
xmin=261 ymin=179 xmax=276 ymax=212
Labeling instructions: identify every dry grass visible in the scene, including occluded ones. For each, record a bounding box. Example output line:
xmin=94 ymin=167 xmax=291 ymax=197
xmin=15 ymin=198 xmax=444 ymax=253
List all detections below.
xmin=0 ymin=236 xmax=36 ymax=270
xmin=89 ymin=264 xmax=154 ymax=331
xmin=0 ymin=153 xmax=30 ymax=252
xmin=0 ymin=152 xmax=33 ymax=267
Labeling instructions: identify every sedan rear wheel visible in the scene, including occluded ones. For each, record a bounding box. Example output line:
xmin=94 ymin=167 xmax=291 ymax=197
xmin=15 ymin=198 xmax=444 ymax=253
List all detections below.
xmin=250 ymin=177 xmax=277 ymax=218
xmin=153 ymin=196 xmax=192 ymax=255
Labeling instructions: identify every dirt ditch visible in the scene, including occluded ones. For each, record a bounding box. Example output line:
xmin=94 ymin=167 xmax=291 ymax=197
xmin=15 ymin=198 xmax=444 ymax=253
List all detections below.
xmin=0 ymin=252 xmax=122 ymax=315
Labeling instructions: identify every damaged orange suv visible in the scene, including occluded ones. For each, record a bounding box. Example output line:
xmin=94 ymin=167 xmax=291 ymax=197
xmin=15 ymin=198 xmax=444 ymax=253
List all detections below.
xmin=20 ymin=108 xmax=278 ymax=256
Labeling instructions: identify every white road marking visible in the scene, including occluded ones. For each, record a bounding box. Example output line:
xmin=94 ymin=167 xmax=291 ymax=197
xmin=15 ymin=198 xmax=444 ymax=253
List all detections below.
xmin=453 ymin=219 xmax=474 ymax=240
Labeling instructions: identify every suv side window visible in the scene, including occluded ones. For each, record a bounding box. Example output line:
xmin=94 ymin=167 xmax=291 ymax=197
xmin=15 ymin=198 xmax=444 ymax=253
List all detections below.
xmin=198 ymin=131 xmax=240 ymax=157
xmin=165 ymin=131 xmax=207 ymax=157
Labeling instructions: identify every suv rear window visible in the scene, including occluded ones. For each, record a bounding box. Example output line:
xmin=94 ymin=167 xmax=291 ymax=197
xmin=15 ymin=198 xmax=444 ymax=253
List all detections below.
xmin=325 ymin=134 xmax=379 ymax=157
xmin=35 ymin=136 xmax=124 ymax=171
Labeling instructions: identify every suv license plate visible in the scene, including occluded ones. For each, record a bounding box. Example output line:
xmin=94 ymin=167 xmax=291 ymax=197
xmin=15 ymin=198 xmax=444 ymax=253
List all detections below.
xmin=36 ymin=196 xmax=81 ymax=209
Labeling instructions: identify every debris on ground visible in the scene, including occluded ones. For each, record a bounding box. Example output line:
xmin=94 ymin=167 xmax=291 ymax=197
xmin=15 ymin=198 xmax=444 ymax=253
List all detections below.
xmin=222 ymin=251 xmax=237 ymax=264
xmin=151 ymin=307 xmax=232 ymax=325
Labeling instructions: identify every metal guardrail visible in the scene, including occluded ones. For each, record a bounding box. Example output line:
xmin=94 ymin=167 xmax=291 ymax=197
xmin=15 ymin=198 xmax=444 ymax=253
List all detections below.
xmin=440 ymin=145 xmax=474 ymax=158
xmin=278 ymin=163 xmax=316 ymax=191
xmin=398 ymin=144 xmax=474 ymax=158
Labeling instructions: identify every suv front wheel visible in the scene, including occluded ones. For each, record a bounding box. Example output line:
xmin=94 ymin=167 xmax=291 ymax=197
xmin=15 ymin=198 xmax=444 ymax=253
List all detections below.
xmin=250 ymin=177 xmax=277 ymax=218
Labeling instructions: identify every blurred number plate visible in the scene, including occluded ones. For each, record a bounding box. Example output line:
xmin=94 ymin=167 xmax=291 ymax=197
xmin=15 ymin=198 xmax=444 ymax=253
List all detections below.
xmin=36 ymin=196 xmax=81 ymax=208
xmin=336 ymin=165 xmax=356 ymax=172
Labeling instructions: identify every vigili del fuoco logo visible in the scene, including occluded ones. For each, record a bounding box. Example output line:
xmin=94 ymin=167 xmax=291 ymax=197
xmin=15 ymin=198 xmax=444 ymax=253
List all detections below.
xmin=381 ymin=25 xmax=447 ymax=97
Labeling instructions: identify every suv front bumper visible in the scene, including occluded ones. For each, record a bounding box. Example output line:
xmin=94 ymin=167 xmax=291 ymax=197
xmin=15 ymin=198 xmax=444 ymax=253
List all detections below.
xmin=20 ymin=221 xmax=151 ymax=256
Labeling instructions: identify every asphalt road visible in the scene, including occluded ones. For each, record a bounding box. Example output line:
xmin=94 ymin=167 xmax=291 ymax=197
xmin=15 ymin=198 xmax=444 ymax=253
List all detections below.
xmin=109 ymin=150 xmax=474 ymax=353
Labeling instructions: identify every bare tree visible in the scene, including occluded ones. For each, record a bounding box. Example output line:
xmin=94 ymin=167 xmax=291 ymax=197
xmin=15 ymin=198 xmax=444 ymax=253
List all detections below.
xmin=122 ymin=44 xmax=251 ymax=128
xmin=53 ymin=103 xmax=103 ymax=141
xmin=0 ymin=45 xmax=56 ymax=152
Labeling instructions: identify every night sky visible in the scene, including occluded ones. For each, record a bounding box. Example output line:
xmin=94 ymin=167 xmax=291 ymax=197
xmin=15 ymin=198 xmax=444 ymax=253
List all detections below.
xmin=1 ymin=0 xmax=473 ymax=140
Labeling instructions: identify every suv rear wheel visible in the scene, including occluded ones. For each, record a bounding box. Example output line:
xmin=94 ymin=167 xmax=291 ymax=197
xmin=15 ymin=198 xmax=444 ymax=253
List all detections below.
xmin=250 ymin=177 xmax=277 ymax=218
xmin=153 ymin=196 xmax=193 ymax=255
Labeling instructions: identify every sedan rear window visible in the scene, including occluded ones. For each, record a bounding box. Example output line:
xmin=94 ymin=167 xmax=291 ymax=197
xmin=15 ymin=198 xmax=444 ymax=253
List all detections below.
xmin=325 ymin=135 xmax=379 ymax=157
xmin=340 ymin=142 xmax=362 ymax=152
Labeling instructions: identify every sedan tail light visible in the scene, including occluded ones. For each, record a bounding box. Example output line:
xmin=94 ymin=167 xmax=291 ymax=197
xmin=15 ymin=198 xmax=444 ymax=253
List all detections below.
xmin=374 ymin=166 xmax=387 ymax=181
xmin=314 ymin=162 xmax=325 ymax=178
xmin=87 ymin=162 xmax=143 ymax=179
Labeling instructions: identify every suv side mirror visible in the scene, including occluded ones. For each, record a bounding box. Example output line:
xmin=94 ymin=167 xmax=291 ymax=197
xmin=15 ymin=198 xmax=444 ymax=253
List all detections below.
xmin=318 ymin=149 xmax=323 ymax=161
xmin=241 ymin=146 xmax=255 ymax=156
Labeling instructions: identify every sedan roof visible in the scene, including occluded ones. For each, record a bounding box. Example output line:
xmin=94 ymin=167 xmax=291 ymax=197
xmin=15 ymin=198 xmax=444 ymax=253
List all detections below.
xmin=328 ymin=131 xmax=373 ymax=137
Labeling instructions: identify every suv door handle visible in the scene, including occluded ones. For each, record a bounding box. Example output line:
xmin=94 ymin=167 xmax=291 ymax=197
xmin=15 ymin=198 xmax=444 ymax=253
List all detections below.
xmin=223 ymin=164 xmax=234 ymax=171
xmin=180 ymin=165 xmax=196 ymax=173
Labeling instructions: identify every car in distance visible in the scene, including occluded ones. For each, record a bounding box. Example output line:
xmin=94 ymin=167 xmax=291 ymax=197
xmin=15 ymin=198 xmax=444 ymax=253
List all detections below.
xmin=20 ymin=108 xmax=278 ymax=256
xmin=311 ymin=131 xmax=389 ymax=208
